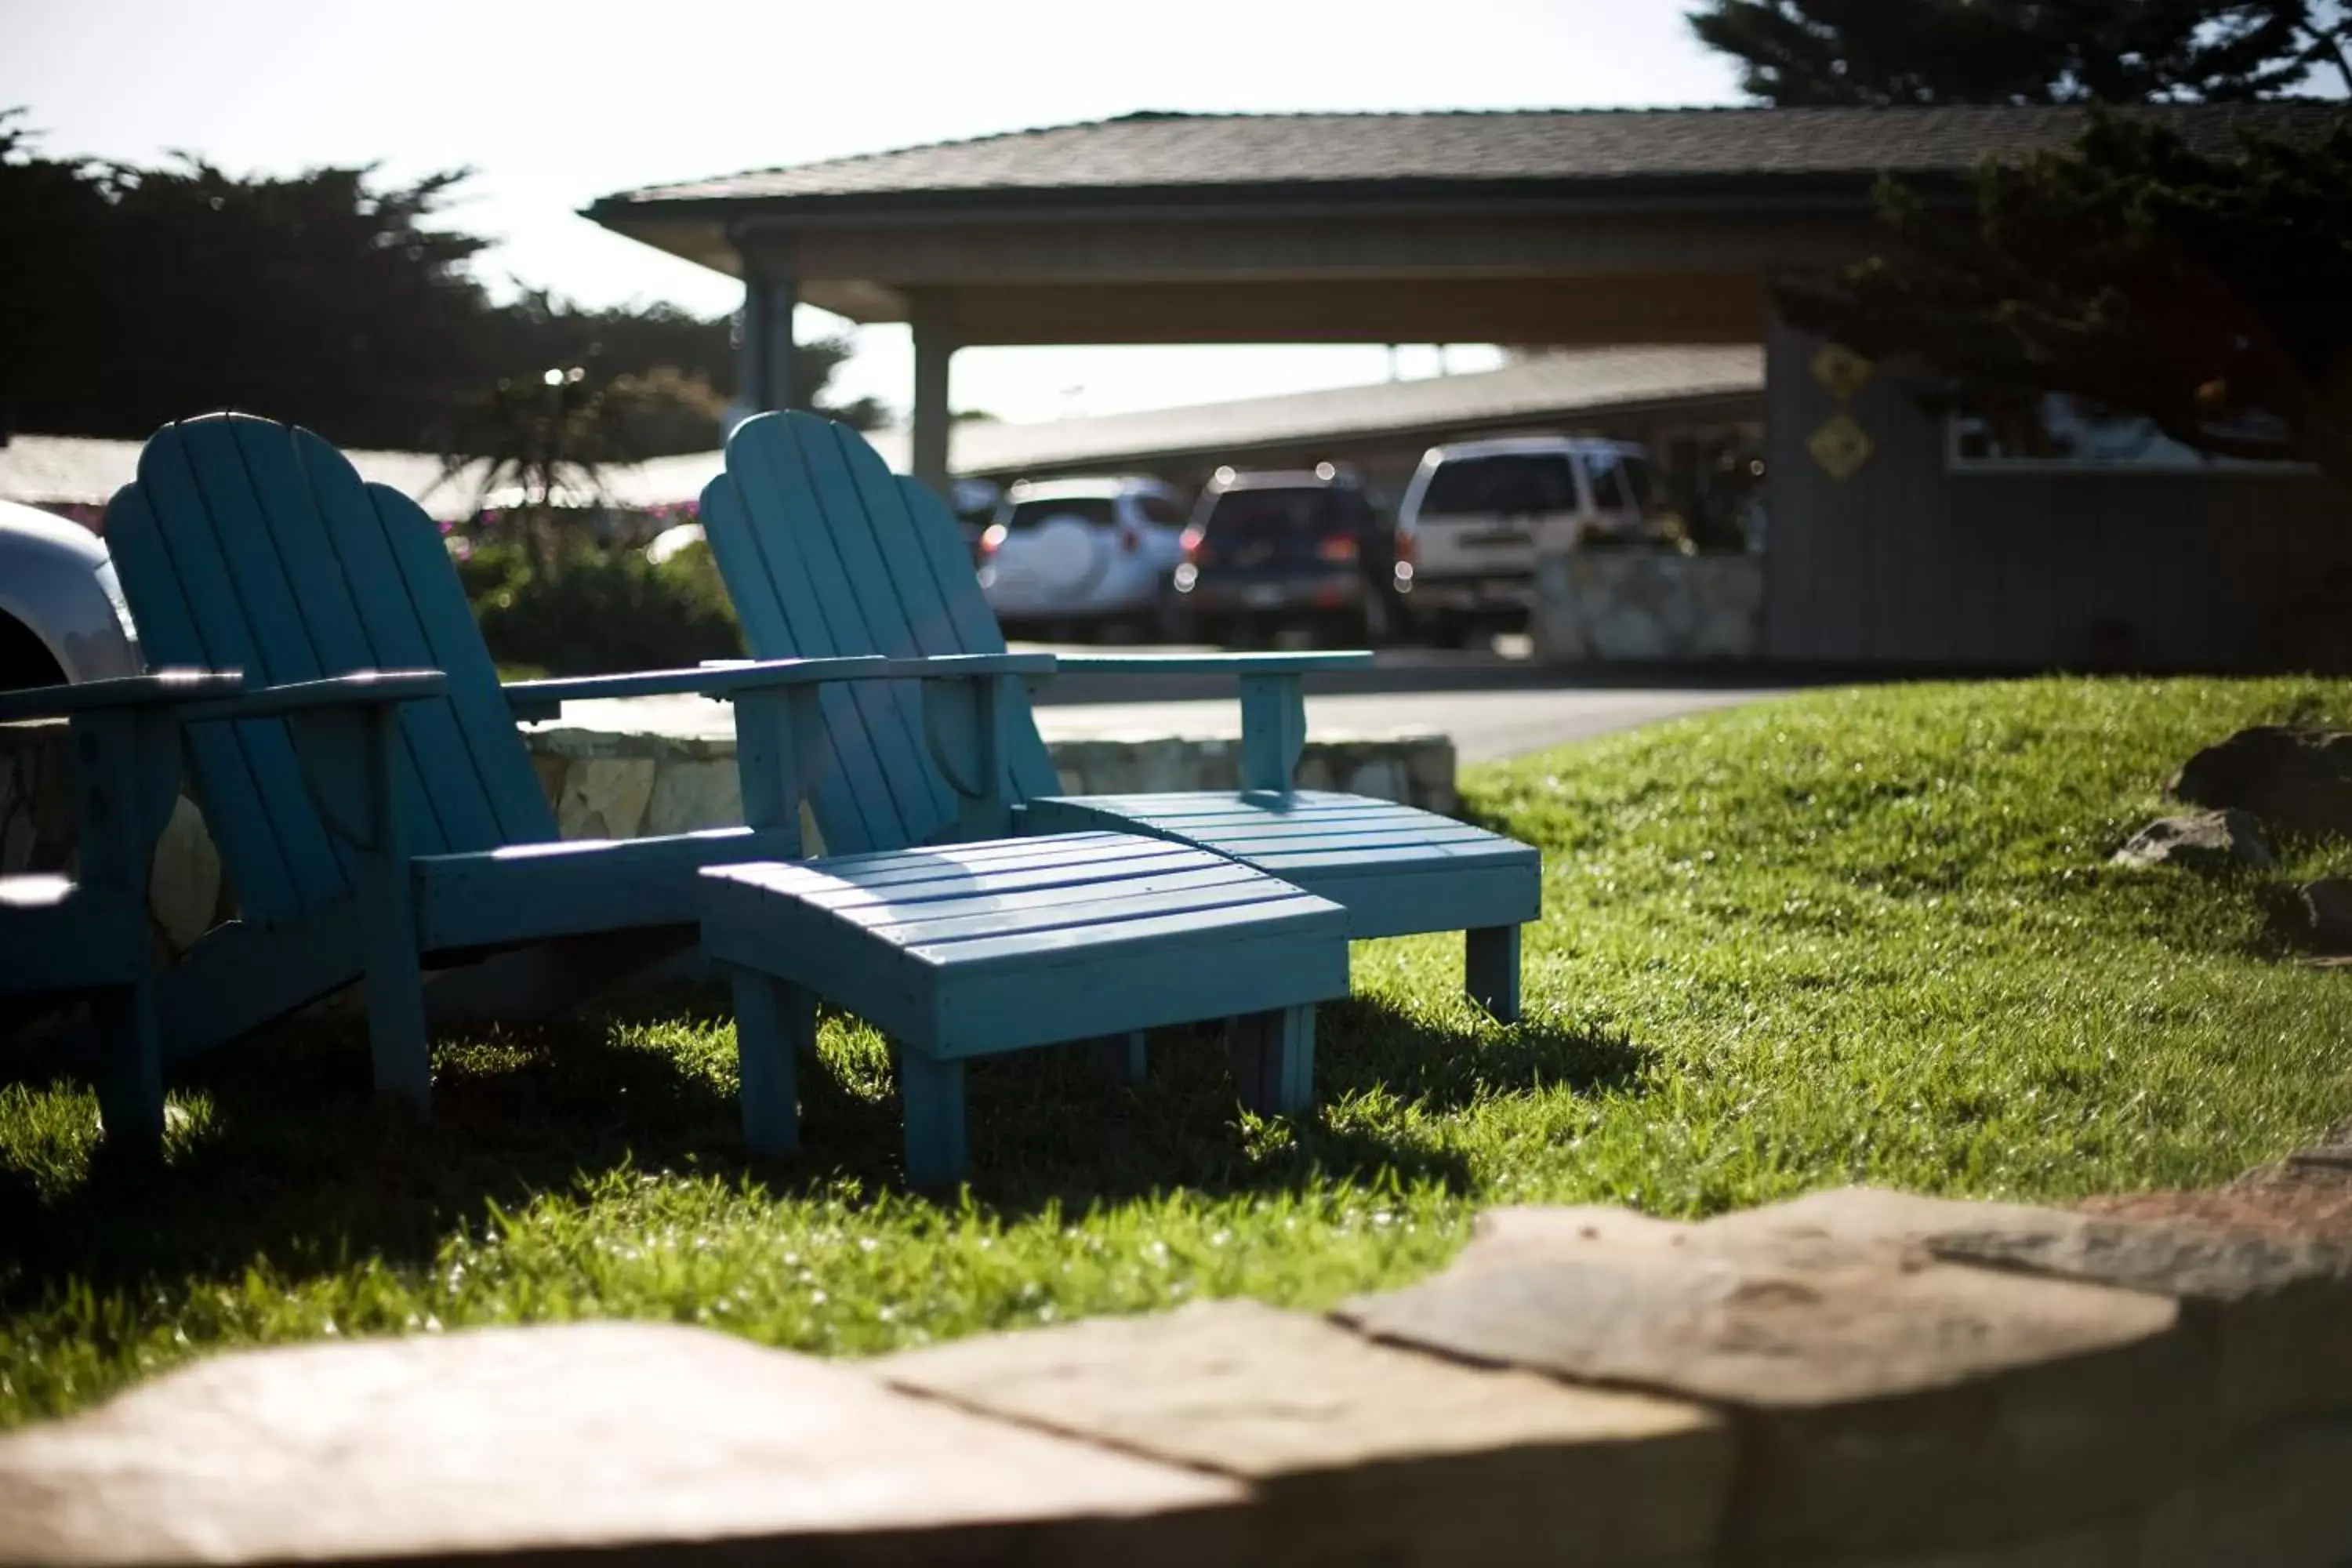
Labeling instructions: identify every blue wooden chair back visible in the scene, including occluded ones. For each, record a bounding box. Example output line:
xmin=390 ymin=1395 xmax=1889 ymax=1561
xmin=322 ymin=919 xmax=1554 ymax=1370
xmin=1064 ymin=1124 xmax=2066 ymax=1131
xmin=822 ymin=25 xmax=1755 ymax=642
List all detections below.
xmin=107 ymin=415 xmax=557 ymax=924
xmin=700 ymin=410 xmax=1059 ymax=855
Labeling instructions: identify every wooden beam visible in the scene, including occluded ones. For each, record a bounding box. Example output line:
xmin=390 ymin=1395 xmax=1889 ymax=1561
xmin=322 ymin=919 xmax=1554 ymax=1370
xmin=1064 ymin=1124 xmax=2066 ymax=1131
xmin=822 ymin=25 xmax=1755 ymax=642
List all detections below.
xmin=856 ymin=274 xmax=1769 ymax=347
xmin=786 ymin=209 xmax=1876 ymax=286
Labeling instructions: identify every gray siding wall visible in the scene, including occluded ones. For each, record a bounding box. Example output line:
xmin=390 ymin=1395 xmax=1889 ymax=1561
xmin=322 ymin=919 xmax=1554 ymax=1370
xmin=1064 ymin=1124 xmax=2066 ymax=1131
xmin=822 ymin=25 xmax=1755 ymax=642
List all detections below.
xmin=1764 ymin=317 xmax=2350 ymax=668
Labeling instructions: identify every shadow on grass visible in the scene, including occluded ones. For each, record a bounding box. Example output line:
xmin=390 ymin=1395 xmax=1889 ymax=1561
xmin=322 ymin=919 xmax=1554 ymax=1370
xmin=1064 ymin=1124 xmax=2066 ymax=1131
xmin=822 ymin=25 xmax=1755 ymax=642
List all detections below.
xmin=2 ymin=984 xmax=1654 ymax=1302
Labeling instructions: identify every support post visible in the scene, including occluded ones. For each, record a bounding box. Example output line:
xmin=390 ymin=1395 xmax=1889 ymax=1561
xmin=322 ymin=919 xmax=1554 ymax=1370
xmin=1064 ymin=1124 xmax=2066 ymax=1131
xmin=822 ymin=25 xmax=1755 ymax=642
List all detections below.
xmin=910 ymin=291 xmax=956 ymax=500
xmin=739 ymin=244 xmax=799 ymax=413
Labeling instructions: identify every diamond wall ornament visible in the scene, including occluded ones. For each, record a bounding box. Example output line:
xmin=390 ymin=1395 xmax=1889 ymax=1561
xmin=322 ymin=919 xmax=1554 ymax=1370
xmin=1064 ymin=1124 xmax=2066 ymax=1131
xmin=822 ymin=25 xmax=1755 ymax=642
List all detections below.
xmin=1808 ymin=413 xmax=1875 ymax=481
xmin=1810 ymin=343 xmax=1876 ymax=401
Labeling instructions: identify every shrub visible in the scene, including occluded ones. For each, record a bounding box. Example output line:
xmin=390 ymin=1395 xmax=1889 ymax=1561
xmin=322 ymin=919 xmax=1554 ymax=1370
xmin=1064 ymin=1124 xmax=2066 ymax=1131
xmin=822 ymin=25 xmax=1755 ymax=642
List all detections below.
xmin=466 ymin=538 xmax=742 ymax=676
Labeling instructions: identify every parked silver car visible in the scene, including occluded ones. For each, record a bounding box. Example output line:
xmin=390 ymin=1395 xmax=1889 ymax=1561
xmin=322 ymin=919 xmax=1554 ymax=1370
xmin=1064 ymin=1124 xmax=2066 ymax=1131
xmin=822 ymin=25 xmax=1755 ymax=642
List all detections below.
xmin=976 ymin=476 xmax=1190 ymax=637
xmin=0 ymin=500 xmax=141 ymax=689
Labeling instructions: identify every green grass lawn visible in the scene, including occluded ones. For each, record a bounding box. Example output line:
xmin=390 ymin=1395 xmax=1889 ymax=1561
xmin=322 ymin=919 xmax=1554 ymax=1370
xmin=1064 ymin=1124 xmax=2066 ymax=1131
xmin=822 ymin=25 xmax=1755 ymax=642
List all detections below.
xmin=5 ymin=677 xmax=2350 ymax=1425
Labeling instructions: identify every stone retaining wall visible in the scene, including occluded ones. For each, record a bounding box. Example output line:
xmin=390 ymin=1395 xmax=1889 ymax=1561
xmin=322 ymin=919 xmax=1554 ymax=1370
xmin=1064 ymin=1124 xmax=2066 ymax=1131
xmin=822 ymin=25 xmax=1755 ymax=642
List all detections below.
xmin=1530 ymin=550 xmax=1766 ymax=663
xmin=0 ymin=720 xmax=1456 ymax=956
xmin=7 ymin=1146 xmax=2351 ymax=1566
xmin=528 ymin=725 xmax=1458 ymax=849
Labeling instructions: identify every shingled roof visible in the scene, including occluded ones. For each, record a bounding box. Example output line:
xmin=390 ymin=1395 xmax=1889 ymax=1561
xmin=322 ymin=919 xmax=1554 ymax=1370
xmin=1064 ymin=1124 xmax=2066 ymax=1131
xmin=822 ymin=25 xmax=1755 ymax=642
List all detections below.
xmin=591 ymin=103 xmax=2339 ymax=214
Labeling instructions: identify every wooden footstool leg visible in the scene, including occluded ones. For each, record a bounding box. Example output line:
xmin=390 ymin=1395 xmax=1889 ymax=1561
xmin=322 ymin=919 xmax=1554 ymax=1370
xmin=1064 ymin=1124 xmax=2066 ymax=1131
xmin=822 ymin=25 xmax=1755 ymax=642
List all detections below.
xmin=1466 ymin=925 xmax=1523 ymax=1024
xmin=898 ymin=1051 xmax=968 ymax=1189
xmin=1229 ymin=1004 xmax=1316 ymax=1117
xmin=729 ymin=968 xmax=812 ymax=1155
xmin=1088 ymin=1032 xmax=1149 ymax=1090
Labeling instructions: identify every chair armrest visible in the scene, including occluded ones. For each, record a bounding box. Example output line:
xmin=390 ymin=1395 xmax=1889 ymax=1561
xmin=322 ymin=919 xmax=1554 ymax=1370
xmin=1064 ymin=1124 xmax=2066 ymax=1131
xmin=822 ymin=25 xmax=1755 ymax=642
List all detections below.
xmin=1045 ymin=652 xmax=1368 ymax=791
xmin=884 ymin=652 xmax=1059 ymax=681
xmin=0 ymin=669 xmax=248 ymax=724
xmin=1046 ymin=652 xmax=1372 ymax=677
xmin=181 ymin=670 xmax=448 ymax=724
xmin=504 ymin=655 xmax=895 ymax=721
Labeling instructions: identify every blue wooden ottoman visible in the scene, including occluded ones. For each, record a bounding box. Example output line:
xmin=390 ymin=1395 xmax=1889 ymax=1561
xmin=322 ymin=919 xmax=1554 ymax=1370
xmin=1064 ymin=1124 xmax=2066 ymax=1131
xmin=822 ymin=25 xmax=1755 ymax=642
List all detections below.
xmin=1021 ymin=790 xmax=1543 ymax=1019
xmin=699 ymin=832 xmax=1351 ymax=1185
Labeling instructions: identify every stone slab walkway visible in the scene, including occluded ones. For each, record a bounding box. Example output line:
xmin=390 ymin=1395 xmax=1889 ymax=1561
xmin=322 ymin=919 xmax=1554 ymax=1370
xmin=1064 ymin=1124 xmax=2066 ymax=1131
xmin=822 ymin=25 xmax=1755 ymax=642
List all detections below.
xmin=5 ymin=1135 xmax=2350 ymax=1567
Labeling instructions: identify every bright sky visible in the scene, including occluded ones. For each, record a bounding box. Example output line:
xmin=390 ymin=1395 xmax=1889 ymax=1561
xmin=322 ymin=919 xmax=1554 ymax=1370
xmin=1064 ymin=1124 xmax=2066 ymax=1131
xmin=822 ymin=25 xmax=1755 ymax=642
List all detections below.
xmin=5 ymin=0 xmax=1744 ymax=424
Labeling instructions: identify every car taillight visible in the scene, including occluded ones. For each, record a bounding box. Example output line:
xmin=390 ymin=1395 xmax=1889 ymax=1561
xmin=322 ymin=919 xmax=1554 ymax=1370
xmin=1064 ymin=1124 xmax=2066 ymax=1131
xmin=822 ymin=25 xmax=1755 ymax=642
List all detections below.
xmin=1120 ymin=526 xmax=1142 ymax=554
xmin=1318 ymin=535 xmax=1359 ymax=562
xmin=978 ymin=523 xmax=1007 ymax=559
xmin=1179 ymin=525 xmax=1205 ymax=563
xmin=1393 ymin=528 xmax=1417 ymax=565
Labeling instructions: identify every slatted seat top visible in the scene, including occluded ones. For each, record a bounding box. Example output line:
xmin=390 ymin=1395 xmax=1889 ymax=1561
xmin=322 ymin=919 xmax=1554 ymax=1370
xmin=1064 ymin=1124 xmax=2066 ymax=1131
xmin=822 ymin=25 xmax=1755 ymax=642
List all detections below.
xmin=1029 ymin=792 xmax=1537 ymax=877
xmin=702 ymin=831 xmax=1341 ymax=971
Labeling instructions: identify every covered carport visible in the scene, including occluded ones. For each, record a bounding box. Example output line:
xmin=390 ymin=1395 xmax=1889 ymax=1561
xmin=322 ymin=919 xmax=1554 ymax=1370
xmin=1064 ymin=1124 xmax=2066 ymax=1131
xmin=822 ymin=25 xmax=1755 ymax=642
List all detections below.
xmin=586 ymin=105 xmax=2346 ymax=669
xmin=579 ymin=107 xmax=1911 ymax=495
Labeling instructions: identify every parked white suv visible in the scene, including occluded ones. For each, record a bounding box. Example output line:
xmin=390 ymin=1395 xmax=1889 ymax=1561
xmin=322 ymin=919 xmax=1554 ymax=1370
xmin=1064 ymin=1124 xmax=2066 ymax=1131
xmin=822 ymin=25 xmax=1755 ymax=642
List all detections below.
xmin=1394 ymin=436 xmax=1665 ymax=641
xmin=977 ymin=476 xmax=1189 ymax=637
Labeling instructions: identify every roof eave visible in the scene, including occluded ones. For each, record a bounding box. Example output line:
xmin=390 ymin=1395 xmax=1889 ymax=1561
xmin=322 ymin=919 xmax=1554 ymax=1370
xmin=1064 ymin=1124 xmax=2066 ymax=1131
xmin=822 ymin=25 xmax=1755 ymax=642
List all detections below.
xmin=579 ymin=167 xmax=1950 ymax=233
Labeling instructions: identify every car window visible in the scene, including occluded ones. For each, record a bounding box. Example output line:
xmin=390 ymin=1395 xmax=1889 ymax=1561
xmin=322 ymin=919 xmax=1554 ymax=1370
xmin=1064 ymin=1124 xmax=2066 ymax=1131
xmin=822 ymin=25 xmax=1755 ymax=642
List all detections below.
xmin=1004 ymin=497 xmax=1117 ymax=532
xmin=1584 ymin=450 xmax=1657 ymax=514
xmin=1135 ymin=494 xmax=1189 ymax=528
xmin=1205 ymin=488 xmax=1338 ymax=536
xmin=1418 ymin=454 xmax=1577 ymax=515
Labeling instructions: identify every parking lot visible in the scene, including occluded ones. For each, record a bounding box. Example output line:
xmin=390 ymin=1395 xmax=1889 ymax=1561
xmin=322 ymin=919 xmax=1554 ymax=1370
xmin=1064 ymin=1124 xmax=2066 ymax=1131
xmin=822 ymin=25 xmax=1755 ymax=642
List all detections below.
xmin=543 ymin=644 xmax=1788 ymax=765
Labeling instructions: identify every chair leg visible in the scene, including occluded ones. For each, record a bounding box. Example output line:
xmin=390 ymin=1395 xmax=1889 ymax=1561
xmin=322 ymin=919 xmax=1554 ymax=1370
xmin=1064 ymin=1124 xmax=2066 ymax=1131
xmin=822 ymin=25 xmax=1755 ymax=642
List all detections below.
xmin=1088 ymin=1032 xmax=1149 ymax=1090
xmin=355 ymin=851 xmax=430 ymax=1114
xmin=89 ymin=980 xmax=165 ymax=1156
xmin=898 ymin=1050 xmax=967 ymax=1189
xmin=1466 ymin=925 xmax=1523 ymax=1024
xmin=362 ymin=921 xmax=430 ymax=1115
xmin=1229 ymin=1004 xmax=1316 ymax=1117
xmin=730 ymin=968 xmax=812 ymax=1156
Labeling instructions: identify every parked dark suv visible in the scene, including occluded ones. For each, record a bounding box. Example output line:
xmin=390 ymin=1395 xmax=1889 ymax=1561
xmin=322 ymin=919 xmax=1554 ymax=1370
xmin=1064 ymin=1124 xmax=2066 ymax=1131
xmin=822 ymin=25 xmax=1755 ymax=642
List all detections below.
xmin=1167 ymin=465 xmax=1400 ymax=645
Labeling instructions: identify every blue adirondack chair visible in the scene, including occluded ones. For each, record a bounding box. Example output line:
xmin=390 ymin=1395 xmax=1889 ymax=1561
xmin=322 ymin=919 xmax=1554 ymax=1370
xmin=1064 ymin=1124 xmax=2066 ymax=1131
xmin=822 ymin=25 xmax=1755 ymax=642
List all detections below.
xmin=0 ymin=666 xmax=445 ymax=1150
xmin=101 ymin=414 xmax=903 ymax=1114
xmin=698 ymin=412 xmax=1542 ymax=1049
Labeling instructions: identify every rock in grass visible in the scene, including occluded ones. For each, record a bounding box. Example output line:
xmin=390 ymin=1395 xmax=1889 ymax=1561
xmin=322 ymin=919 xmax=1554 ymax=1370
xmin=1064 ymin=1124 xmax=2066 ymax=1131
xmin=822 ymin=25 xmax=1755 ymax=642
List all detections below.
xmin=2112 ymin=809 xmax=2273 ymax=872
xmin=2302 ymin=878 xmax=2352 ymax=949
xmin=2170 ymin=727 xmax=2352 ymax=839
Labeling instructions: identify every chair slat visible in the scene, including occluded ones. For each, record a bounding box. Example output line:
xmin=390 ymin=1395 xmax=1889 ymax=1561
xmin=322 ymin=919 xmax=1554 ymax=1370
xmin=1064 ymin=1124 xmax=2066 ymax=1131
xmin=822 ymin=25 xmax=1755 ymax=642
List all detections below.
xmin=217 ymin=418 xmax=459 ymax=856
xmin=843 ymin=862 xmax=1265 ymax=930
xmin=907 ymin=894 xmax=1338 ymax=970
xmin=225 ymin=420 xmax=522 ymax=854
xmin=887 ymin=474 xmax=1062 ymax=800
xmin=103 ymin=485 xmax=302 ymax=919
xmin=699 ymin=474 xmax=888 ymax=851
xmin=873 ymin=877 xmax=1291 ymax=949
xmin=771 ymin=415 xmax=959 ymax=840
xmin=714 ymin=423 xmax=919 ymax=849
xmin=124 ymin=425 xmax=348 ymax=910
xmin=352 ymin=472 xmax=557 ymax=844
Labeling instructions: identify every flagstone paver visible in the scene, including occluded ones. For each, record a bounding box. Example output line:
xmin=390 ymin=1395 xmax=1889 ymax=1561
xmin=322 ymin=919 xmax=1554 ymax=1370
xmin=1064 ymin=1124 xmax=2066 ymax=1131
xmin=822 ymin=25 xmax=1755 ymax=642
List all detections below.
xmin=881 ymin=1298 xmax=1729 ymax=1566
xmin=1335 ymin=1196 xmax=2212 ymax=1560
xmin=1709 ymin=1185 xmax=2352 ymax=1430
xmin=0 ymin=1323 xmax=1247 ymax=1567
